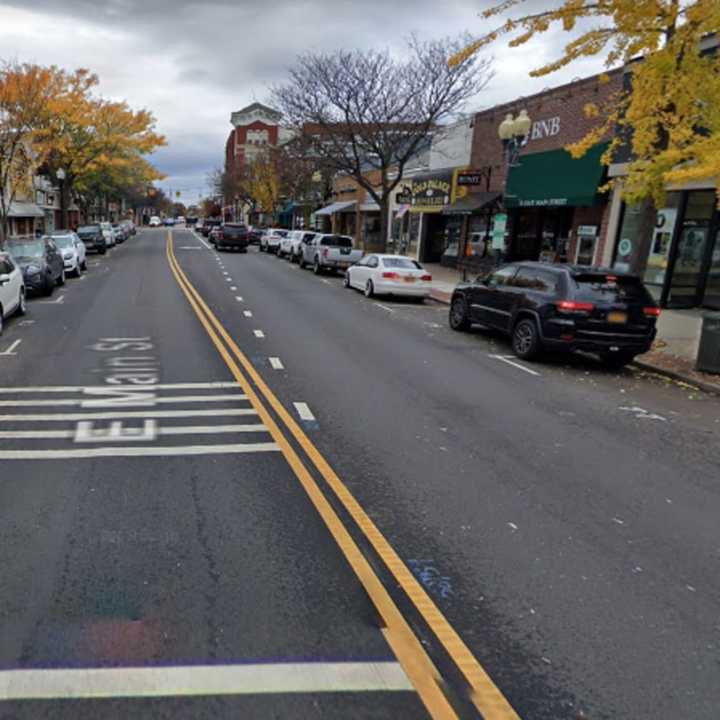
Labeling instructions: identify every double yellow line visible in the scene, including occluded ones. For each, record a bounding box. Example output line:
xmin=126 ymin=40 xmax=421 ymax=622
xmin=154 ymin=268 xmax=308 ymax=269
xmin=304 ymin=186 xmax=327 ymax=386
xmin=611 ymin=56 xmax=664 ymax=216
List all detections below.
xmin=166 ymin=234 xmax=520 ymax=720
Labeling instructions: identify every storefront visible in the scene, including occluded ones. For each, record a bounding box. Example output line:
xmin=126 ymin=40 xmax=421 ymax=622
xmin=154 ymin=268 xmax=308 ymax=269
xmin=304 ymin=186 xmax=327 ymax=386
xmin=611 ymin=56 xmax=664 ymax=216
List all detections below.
xmin=613 ymin=188 xmax=720 ymax=309
xmin=504 ymin=142 xmax=609 ymax=264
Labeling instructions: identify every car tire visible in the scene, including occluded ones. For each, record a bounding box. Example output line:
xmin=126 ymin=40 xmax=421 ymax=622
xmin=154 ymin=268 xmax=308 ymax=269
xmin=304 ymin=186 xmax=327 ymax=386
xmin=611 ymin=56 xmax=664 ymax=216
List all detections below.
xmin=602 ymin=351 xmax=635 ymax=370
xmin=343 ymin=273 xmax=351 ymax=288
xmin=16 ymin=289 xmax=26 ymax=317
xmin=449 ymin=296 xmax=470 ymax=331
xmin=364 ymin=280 xmax=374 ymax=298
xmin=44 ymin=275 xmax=54 ymax=296
xmin=0 ymin=307 xmax=3 ymax=336
xmin=74 ymin=264 xmax=82 ymax=277
xmin=313 ymin=258 xmax=322 ymax=275
xmin=99 ymin=248 xmax=106 ymax=255
xmin=511 ymin=317 xmax=541 ymax=360
xmin=299 ymin=257 xmax=306 ymax=269
xmin=57 ymin=270 xmax=66 ymax=287
xmin=81 ymin=260 xmax=87 ymax=271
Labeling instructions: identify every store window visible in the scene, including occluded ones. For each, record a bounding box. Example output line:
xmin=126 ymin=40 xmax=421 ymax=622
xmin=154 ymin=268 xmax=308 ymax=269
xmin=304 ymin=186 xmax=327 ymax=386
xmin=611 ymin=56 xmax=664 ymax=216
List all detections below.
xmin=642 ymin=193 xmax=681 ymax=300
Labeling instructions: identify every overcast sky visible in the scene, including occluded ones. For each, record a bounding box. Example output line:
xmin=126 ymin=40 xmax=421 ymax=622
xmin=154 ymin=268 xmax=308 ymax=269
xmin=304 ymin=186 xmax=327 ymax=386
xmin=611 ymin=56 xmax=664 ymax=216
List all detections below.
xmin=0 ymin=1 xmax=605 ymax=206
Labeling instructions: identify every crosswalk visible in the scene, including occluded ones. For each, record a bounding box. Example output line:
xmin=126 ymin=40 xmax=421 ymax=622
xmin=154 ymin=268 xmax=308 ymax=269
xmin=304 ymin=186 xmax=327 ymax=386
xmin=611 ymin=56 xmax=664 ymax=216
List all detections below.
xmin=0 ymin=381 xmax=279 ymax=460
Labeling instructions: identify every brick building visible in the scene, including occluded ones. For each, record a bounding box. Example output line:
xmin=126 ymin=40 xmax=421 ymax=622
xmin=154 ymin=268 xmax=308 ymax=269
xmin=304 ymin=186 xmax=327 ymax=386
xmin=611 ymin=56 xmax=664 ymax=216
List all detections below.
xmin=440 ymin=70 xmax=622 ymax=271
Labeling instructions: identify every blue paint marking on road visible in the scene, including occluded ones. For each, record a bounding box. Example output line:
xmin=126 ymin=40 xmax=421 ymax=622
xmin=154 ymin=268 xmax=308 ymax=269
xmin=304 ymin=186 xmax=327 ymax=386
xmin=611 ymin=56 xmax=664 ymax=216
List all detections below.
xmin=407 ymin=559 xmax=453 ymax=599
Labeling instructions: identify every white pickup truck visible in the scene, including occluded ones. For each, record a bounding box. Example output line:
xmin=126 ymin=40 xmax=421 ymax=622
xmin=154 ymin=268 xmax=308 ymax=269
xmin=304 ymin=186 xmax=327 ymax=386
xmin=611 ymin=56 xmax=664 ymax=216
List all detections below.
xmin=299 ymin=234 xmax=363 ymax=274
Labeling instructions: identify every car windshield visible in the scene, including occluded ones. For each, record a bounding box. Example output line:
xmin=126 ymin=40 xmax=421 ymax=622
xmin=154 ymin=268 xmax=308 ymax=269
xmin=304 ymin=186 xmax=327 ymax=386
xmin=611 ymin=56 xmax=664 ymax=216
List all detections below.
xmin=572 ymin=273 xmax=652 ymax=303
xmin=52 ymin=236 xmax=76 ymax=249
xmin=8 ymin=241 xmax=44 ymax=259
xmin=321 ymin=235 xmax=352 ymax=247
xmin=382 ymin=258 xmax=421 ymax=269
xmin=77 ymin=226 xmax=99 ymax=234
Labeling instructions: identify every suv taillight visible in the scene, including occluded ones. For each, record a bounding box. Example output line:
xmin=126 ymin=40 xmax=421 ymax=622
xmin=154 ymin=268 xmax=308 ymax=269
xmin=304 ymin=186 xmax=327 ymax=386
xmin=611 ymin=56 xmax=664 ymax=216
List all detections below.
xmin=382 ymin=272 xmax=400 ymax=279
xmin=555 ymin=300 xmax=595 ymax=313
xmin=643 ymin=306 xmax=661 ymax=317
xmin=420 ymin=274 xmax=432 ymax=281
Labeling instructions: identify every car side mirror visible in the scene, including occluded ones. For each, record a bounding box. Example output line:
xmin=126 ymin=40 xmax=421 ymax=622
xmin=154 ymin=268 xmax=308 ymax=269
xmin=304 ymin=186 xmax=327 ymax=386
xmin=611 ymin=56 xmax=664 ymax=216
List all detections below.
xmin=0 ymin=273 xmax=10 ymax=286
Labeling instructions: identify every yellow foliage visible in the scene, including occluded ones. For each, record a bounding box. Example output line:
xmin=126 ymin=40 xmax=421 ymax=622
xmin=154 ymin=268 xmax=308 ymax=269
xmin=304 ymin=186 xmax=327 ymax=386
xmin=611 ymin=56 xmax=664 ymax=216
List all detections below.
xmin=450 ymin=0 xmax=720 ymax=204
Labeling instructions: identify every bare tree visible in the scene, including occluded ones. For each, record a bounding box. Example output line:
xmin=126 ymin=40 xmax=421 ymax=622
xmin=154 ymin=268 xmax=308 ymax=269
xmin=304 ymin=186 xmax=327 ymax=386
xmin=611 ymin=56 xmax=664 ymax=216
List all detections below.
xmin=272 ymin=36 xmax=492 ymax=248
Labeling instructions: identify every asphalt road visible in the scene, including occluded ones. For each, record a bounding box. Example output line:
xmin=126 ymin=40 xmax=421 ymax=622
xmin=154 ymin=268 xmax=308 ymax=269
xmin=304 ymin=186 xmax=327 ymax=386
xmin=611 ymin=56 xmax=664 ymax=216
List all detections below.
xmin=0 ymin=227 xmax=718 ymax=719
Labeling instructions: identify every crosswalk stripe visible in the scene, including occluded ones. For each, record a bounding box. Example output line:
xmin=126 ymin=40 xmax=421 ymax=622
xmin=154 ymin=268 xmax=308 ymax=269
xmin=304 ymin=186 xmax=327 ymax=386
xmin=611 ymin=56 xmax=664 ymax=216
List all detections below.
xmin=0 ymin=443 xmax=281 ymax=460
xmin=0 ymin=394 xmax=247 ymax=408
xmin=0 ymin=409 xmax=258 ymax=422
xmin=0 ymin=382 xmax=239 ymax=394
xmin=0 ymin=424 xmax=269 ymax=439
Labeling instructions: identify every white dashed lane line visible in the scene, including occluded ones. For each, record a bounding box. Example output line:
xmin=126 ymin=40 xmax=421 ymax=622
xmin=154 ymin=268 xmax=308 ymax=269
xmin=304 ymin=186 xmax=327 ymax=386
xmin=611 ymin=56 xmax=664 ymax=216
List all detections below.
xmin=0 ymin=340 xmax=22 ymax=357
xmin=243 ymin=311 xmax=253 ymax=318
xmin=293 ymin=402 xmax=315 ymax=422
xmin=489 ymin=354 xmax=541 ymax=377
xmin=235 ymin=296 xmax=244 ymax=302
xmin=254 ymin=330 xmax=265 ymax=338
xmin=269 ymin=357 xmax=284 ymax=370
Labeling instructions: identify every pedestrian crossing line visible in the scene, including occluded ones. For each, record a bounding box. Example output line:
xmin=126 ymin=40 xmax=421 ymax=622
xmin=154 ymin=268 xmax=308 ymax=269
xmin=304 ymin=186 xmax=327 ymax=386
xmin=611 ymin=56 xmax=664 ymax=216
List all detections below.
xmin=0 ymin=408 xmax=258 ymax=422
xmin=0 ymin=394 xmax=247 ymax=408
xmin=0 ymin=424 xmax=269 ymax=439
xmin=0 ymin=443 xmax=280 ymax=460
xmin=0 ymin=382 xmax=240 ymax=394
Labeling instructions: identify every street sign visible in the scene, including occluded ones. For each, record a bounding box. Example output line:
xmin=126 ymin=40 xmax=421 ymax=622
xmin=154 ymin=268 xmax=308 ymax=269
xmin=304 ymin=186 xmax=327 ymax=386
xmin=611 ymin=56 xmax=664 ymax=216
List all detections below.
xmin=491 ymin=214 xmax=507 ymax=250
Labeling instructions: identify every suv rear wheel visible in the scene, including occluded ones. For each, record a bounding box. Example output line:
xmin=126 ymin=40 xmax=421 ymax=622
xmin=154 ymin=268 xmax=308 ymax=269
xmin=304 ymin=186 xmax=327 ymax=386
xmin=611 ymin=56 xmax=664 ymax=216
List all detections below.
xmin=511 ymin=318 xmax=541 ymax=360
xmin=449 ymin=296 xmax=470 ymax=331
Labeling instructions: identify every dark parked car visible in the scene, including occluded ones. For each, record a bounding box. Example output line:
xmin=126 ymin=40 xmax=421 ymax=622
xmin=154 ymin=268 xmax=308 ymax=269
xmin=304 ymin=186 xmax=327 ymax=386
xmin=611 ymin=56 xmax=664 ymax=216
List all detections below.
xmin=248 ymin=227 xmax=264 ymax=245
xmin=7 ymin=237 xmax=66 ymax=297
xmin=186 ymin=217 xmax=199 ymax=227
xmin=201 ymin=219 xmax=222 ymax=237
xmin=449 ymin=262 xmax=660 ymax=368
xmin=212 ymin=223 xmax=249 ymax=252
xmin=76 ymin=224 xmax=107 ymax=254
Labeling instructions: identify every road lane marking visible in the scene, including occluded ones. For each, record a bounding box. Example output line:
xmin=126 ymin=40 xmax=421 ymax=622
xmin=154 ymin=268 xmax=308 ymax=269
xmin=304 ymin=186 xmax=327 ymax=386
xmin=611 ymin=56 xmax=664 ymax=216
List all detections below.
xmin=38 ymin=294 xmax=65 ymax=305
xmin=0 ymin=340 xmax=21 ymax=356
xmin=0 ymin=409 xmax=258 ymax=422
xmin=235 ymin=296 xmax=244 ymax=302
xmin=0 ymin=394 xmax=247 ymax=408
xmin=489 ymin=354 xmax=541 ymax=377
xmin=166 ymin=236 xmax=457 ymax=719
xmin=254 ymin=330 xmax=265 ymax=338
xmin=0 ymin=443 xmax=280 ymax=460
xmin=293 ymin=402 xmax=315 ymax=421
xmin=0 ymin=662 xmax=412 ymax=700
xmin=269 ymin=357 xmax=284 ymax=370
xmin=230 ymin=286 xmax=237 ymax=291
xmin=375 ymin=303 xmax=395 ymax=313
xmin=243 ymin=310 xmax=253 ymax=318
xmin=0 ymin=382 xmax=240 ymax=393
xmin=169 ymin=236 xmax=518 ymax=720
xmin=0 ymin=424 xmax=268 ymax=439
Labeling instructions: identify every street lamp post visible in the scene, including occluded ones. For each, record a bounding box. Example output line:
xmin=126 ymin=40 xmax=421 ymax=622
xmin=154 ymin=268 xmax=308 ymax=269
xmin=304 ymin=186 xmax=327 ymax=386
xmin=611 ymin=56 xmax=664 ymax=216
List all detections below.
xmin=496 ymin=110 xmax=532 ymax=265
xmin=56 ymin=168 xmax=67 ymax=231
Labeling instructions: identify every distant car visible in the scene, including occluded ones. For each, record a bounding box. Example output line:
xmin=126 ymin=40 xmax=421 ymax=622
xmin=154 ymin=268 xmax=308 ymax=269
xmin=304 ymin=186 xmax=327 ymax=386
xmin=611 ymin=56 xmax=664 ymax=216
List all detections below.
xmin=149 ymin=216 xmax=162 ymax=227
xmin=299 ymin=233 xmax=363 ymax=274
xmin=186 ymin=217 xmax=199 ymax=227
xmin=248 ymin=227 xmax=264 ymax=245
xmin=121 ymin=219 xmax=136 ymax=236
xmin=448 ymin=262 xmax=661 ymax=367
xmin=50 ymin=231 xmax=87 ymax=277
xmin=176 ymin=216 xmax=186 ymax=226
xmin=7 ymin=236 xmax=65 ymax=296
xmin=163 ymin=217 xmax=175 ymax=227
xmin=345 ymin=254 xmax=432 ymax=301
xmin=0 ymin=251 xmax=26 ymax=335
xmin=111 ymin=223 xmax=127 ymax=244
xmin=99 ymin=222 xmax=116 ymax=248
xmin=76 ymin=224 xmax=107 ymax=254
xmin=200 ymin=219 xmax=222 ymax=237
xmin=260 ymin=228 xmax=288 ymax=254
xmin=280 ymin=230 xmax=316 ymax=262
xmin=212 ymin=223 xmax=249 ymax=252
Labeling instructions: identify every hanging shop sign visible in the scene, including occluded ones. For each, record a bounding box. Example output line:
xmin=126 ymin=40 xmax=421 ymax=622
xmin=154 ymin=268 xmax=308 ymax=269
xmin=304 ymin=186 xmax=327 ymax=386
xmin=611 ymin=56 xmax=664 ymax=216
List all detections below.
xmin=457 ymin=171 xmax=488 ymax=187
xmin=410 ymin=173 xmax=452 ymax=213
xmin=491 ymin=213 xmax=508 ymax=250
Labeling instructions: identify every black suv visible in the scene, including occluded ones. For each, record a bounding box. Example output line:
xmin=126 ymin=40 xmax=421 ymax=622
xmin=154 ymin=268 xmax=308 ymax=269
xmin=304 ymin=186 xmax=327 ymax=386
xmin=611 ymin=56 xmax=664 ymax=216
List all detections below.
xmin=77 ymin=224 xmax=107 ymax=254
xmin=212 ymin=223 xmax=249 ymax=252
xmin=7 ymin=237 xmax=66 ymax=296
xmin=449 ymin=262 xmax=660 ymax=368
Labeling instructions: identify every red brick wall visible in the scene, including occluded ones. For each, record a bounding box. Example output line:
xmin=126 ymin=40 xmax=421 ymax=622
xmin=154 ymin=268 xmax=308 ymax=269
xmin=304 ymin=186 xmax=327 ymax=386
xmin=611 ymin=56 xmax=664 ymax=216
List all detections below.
xmin=469 ymin=70 xmax=622 ymax=194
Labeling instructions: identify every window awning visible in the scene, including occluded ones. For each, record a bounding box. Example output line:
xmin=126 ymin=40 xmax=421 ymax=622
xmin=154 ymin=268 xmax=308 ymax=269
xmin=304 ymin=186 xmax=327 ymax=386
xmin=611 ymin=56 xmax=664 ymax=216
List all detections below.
xmin=9 ymin=201 xmax=45 ymax=219
xmin=314 ymin=201 xmax=356 ymax=216
xmin=442 ymin=192 xmax=501 ymax=215
xmin=505 ymin=142 xmax=609 ymax=208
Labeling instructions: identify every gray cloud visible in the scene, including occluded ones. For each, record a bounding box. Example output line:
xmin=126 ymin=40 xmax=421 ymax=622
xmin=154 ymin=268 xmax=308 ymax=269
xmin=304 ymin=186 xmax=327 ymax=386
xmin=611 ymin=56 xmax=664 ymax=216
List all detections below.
xmin=1 ymin=0 xmax=606 ymax=197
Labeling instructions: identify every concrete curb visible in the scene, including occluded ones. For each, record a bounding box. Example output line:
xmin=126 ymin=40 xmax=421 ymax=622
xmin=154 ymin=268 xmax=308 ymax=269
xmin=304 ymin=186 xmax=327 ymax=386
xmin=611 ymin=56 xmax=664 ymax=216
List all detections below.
xmin=631 ymin=360 xmax=720 ymax=396
xmin=430 ymin=290 xmax=451 ymax=305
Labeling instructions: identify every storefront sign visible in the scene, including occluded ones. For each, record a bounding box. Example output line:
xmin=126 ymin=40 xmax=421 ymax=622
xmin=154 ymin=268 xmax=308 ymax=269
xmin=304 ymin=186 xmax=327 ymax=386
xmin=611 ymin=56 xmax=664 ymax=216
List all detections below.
xmin=618 ymin=238 xmax=633 ymax=256
xmin=577 ymin=225 xmax=598 ymax=236
xmin=491 ymin=214 xmax=507 ymax=250
xmin=457 ymin=172 xmax=486 ymax=186
xmin=516 ymin=198 xmax=569 ymax=207
xmin=530 ymin=117 xmax=561 ymax=141
xmin=410 ymin=175 xmax=452 ymax=213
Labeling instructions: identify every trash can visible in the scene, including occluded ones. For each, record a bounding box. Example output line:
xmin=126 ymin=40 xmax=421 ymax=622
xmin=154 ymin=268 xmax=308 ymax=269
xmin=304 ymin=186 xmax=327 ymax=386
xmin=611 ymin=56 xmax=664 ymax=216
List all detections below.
xmin=696 ymin=311 xmax=720 ymax=374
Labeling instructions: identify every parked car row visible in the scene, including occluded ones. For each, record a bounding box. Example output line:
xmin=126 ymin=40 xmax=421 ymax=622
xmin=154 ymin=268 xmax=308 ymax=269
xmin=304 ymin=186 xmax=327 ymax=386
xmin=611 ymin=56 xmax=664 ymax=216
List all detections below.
xmin=0 ymin=220 xmax=136 ymax=335
xmin=258 ymin=230 xmax=662 ymax=368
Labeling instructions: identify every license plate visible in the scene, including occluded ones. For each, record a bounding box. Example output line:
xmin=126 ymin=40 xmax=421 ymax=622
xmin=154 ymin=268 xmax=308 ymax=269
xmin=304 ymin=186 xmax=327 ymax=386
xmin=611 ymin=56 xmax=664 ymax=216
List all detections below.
xmin=607 ymin=311 xmax=627 ymax=324
xmin=403 ymin=276 xmax=416 ymax=283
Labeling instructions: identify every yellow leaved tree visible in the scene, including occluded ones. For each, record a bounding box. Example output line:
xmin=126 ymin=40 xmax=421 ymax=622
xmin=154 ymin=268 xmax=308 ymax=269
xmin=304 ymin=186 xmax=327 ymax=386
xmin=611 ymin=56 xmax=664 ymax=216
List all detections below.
xmin=451 ymin=0 xmax=720 ymax=205
xmin=246 ymin=153 xmax=281 ymax=215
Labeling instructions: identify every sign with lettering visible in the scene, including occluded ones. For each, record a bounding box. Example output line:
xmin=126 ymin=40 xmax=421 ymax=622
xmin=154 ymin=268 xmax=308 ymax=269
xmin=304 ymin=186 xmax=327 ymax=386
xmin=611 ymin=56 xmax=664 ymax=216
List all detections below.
xmin=491 ymin=214 xmax=507 ymax=250
xmin=530 ymin=117 xmax=560 ymax=141
xmin=410 ymin=174 xmax=452 ymax=213
xmin=457 ymin=172 xmax=486 ymax=187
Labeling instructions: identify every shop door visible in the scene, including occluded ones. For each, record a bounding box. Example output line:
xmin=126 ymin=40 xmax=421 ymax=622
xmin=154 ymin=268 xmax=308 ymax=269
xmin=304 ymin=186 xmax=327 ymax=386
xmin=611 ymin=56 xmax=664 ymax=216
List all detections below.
xmin=421 ymin=214 xmax=445 ymax=263
xmin=700 ymin=226 xmax=720 ymax=310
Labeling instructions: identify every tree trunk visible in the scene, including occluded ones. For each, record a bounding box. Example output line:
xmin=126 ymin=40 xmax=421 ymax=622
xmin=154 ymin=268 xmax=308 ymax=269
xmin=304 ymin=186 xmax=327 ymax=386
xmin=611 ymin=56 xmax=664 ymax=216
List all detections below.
xmin=378 ymin=196 xmax=390 ymax=253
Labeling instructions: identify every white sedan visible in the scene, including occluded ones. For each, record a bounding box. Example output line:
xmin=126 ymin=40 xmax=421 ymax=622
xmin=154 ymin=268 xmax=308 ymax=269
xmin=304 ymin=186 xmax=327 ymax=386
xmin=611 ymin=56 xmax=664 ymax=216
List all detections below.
xmin=0 ymin=251 xmax=26 ymax=335
xmin=260 ymin=228 xmax=288 ymax=254
xmin=344 ymin=254 xmax=432 ymax=300
xmin=51 ymin=231 xmax=87 ymax=277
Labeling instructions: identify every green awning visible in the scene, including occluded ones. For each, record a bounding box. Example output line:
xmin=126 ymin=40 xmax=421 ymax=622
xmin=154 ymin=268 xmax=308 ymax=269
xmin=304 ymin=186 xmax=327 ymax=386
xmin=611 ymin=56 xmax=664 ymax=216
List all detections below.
xmin=505 ymin=142 xmax=609 ymax=208
xmin=278 ymin=201 xmax=297 ymax=217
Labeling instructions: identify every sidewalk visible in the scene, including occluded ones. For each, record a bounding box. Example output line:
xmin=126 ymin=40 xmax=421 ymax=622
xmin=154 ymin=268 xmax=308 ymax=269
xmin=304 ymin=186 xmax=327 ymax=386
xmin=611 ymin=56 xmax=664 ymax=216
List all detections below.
xmin=424 ymin=264 xmax=719 ymax=394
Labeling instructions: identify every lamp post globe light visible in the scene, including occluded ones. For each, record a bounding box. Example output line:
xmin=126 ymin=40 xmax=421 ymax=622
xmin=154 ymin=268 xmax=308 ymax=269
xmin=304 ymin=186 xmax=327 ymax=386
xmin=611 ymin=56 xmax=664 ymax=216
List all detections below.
xmin=498 ymin=110 xmax=532 ymax=167
xmin=56 ymin=168 xmax=67 ymax=231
